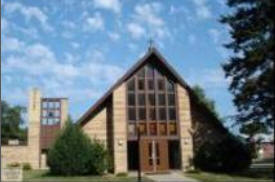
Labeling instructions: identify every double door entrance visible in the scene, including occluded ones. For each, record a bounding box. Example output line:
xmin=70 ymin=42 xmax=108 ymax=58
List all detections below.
xmin=140 ymin=139 xmax=169 ymax=172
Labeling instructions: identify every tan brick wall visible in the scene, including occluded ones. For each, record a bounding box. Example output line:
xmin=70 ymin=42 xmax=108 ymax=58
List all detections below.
xmin=82 ymin=108 xmax=107 ymax=144
xmin=177 ymin=84 xmax=194 ymax=171
xmin=112 ymin=83 xmax=128 ymax=174
xmin=27 ymin=88 xmax=41 ymax=169
xmin=1 ymin=89 xmax=41 ymax=169
xmin=1 ymin=146 xmax=30 ymax=167
xmin=60 ymin=99 xmax=68 ymax=128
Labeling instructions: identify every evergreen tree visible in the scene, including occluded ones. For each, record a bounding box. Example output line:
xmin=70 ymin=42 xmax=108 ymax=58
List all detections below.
xmin=193 ymin=85 xmax=220 ymax=119
xmin=221 ymin=0 xmax=274 ymax=133
xmin=47 ymin=117 xmax=108 ymax=175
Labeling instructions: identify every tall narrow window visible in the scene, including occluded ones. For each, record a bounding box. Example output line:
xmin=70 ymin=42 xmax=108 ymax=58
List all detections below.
xmin=168 ymin=94 xmax=175 ymax=106
xmin=148 ymin=79 xmax=154 ymax=90
xmin=127 ymin=79 xmax=135 ymax=91
xmin=138 ymin=108 xmax=146 ymax=120
xmin=138 ymin=94 xmax=145 ymax=106
xmin=149 ymin=108 xmax=156 ymax=120
xmin=148 ymin=94 xmax=155 ymax=106
xmin=169 ymin=123 xmax=177 ymax=135
xmin=167 ymin=80 xmax=175 ymax=92
xmin=128 ymin=124 xmax=136 ymax=135
xmin=137 ymin=68 xmax=145 ymax=78
xmin=159 ymin=108 xmax=166 ymax=120
xmin=149 ymin=123 xmax=157 ymax=135
xmin=169 ymin=108 xmax=176 ymax=120
xmin=128 ymin=93 xmax=135 ymax=106
xmin=158 ymin=80 xmax=165 ymax=91
xmin=147 ymin=65 xmax=154 ymax=78
xmin=138 ymin=80 xmax=145 ymax=90
xmin=128 ymin=108 xmax=136 ymax=121
xmin=158 ymin=94 xmax=166 ymax=106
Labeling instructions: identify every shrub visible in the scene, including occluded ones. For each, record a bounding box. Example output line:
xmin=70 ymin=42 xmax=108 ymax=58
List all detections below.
xmin=107 ymin=153 xmax=114 ymax=173
xmin=116 ymin=172 xmax=128 ymax=177
xmin=7 ymin=162 xmax=20 ymax=168
xmin=86 ymin=139 xmax=108 ymax=175
xmin=194 ymin=134 xmax=252 ymax=173
xmin=22 ymin=163 xmax=32 ymax=170
xmin=47 ymin=119 xmax=108 ymax=175
xmin=186 ymin=169 xmax=201 ymax=174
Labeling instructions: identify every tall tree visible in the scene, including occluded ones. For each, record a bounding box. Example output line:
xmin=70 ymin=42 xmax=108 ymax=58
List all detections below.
xmin=1 ymin=100 xmax=26 ymax=144
xmin=221 ymin=0 xmax=274 ymax=134
xmin=192 ymin=85 xmax=220 ymax=119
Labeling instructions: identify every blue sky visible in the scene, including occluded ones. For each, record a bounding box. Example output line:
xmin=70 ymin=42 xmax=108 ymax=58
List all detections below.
xmin=1 ymin=0 xmax=236 ymax=130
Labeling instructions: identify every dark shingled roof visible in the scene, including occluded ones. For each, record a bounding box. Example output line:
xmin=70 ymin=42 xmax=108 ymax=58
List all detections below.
xmin=77 ymin=47 xmax=227 ymax=132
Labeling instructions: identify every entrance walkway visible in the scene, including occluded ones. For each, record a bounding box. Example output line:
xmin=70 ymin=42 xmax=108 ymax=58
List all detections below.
xmin=146 ymin=171 xmax=199 ymax=182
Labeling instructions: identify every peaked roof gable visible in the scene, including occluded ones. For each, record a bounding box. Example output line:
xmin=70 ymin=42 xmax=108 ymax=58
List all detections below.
xmin=77 ymin=47 xmax=226 ymax=132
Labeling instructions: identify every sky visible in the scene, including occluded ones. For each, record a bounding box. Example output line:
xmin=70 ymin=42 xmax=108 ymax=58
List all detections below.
xmin=1 ymin=0 xmax=237 ymax=131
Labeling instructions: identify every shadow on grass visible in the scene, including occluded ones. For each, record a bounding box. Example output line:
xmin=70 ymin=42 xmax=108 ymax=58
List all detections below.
xmin=235 ymin=167 xmax=274 ymax=179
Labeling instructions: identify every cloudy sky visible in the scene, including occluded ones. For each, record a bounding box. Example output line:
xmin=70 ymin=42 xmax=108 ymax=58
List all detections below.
xmin=1 ymin=0 xmax=236 ymax=129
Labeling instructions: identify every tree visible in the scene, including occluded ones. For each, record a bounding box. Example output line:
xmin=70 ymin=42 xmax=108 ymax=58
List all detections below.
xmin=1 ymin=100 xmax=26 ymax=144
xmin=47 ymin=117 xmax=108 ymax=175
xmin=194 ymin=133 xmax=252 ymax=173
xmin=192 ymin=85 xmax=220 ymax=119
xmin=221 ymin=0 xmax=274 ymax=134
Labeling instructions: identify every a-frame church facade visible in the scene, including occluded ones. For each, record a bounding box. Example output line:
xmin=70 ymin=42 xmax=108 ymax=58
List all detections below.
xmin=1 ymin=47 xmax=227 ymax=173
xmin=79 ymin=47 xmax=227 ymax=174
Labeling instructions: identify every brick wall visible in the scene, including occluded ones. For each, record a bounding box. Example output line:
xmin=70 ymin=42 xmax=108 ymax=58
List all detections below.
xmin=82 ymin=107 xmax=107 ymax=145
xmin=1 ymin=89 xmax=41 ymax=169
xmin=177 ymin=84 xmax=194 ymax=171
xmin=112 ymin=83 xmax=128 ymax=174
xmin=1 ymin=89 xmax=69 ymax=169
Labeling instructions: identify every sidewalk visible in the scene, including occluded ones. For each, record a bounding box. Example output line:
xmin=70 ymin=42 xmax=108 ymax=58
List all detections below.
xmin=145 ymin=171 xmax=199 ymax=182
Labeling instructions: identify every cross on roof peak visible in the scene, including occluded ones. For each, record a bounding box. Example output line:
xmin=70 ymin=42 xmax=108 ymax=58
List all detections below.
xmin=148 ymin=38 xmax=155 ymax=51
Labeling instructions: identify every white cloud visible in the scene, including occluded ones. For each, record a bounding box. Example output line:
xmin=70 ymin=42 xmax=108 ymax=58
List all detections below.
xmin=2 ymin=36 xmax=25 ymax=52
xmin=188 ymin=34 xmax=196 ymax=45
xmin=208 ymin=28 xmax=231 ymax=58
xmin=134 ymin=2 xmax=164 ymax=27
xmin=127 ymin=23 xmax=145 ymax=39
xmin=208 ymin=28 xmax=220 ymax=43
xmin=84 ymin=12 xmax=104 ymax=32
xmin=192 ymin=0 xmax=212 ymax=19
xmin=93 ymin=0 xmax=121 ymax=13
xmin=128 ymin=43 xmax=137 ymax=51
xmin=2 ymin=41 xmax=125 ymax=108
xmin=186 ymin=68 xmax=229 ymax=89
xmin=1 ymin=18 xmax=9 ymax=33
xmin=61 ymin=31 xmax=74 ymax=39
xmin=129 ymin=2 xmax=170 ymax=40
xmin=71 ymin=42 xmax=80 ymax=49
xmin=62 ymin=20 xmax=76 ymax=29
xmin=169 ymin=5 xmax=188 ymax=15
xmin=5 ymin=2 xmax=53 ymax=31
xmin=108 ymin=32 xmax=120 ymax=41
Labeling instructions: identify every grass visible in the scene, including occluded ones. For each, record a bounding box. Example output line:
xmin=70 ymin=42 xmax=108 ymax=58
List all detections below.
xmin=23 ymin=170 xmax=153 ymax=182
xmin=185 ymin=170 xmax=274 ymax=182
xmin=253 ymin=158 xmax=274 ymax=164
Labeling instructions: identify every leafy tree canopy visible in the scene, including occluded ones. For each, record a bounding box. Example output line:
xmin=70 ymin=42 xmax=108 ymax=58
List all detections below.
xmin=192 ymin=85 xmax=220 ymax=119
xmin=221 ymin=0 xmax=274 ymax=134
xmin=1 ymin=100 xmax=27 ymax=144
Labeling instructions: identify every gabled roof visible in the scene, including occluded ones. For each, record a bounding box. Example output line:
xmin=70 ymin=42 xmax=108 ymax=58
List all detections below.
xmin=77 ymin=47 xmax=227 ymax=132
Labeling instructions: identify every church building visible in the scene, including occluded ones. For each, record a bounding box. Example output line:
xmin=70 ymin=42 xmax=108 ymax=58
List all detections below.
xmin=78 ymin=47 xmax=227 ymax=173
xmin=1 ymin=47 xmax=227 ymax=174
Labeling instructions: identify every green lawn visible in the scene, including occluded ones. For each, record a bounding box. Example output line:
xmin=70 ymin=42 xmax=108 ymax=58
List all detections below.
xmin=23 ymin=170 xmax=153 ymax=182
xmin=185 ymin=171 xmax=273 ymax=182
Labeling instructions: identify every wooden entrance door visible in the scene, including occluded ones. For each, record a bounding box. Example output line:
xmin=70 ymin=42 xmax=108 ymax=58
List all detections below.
xmin=140 ymin=139 xmax=169 ymax=172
